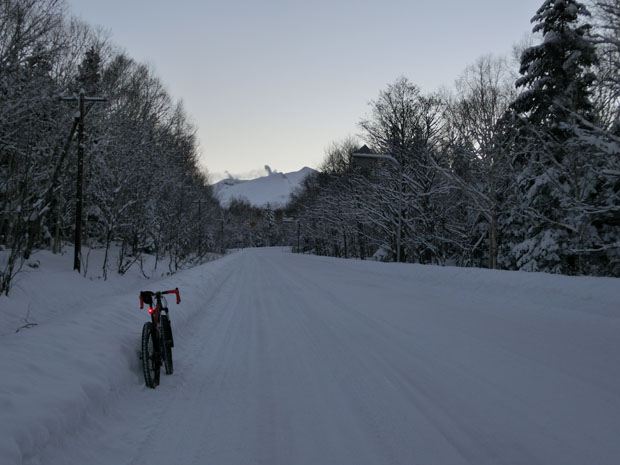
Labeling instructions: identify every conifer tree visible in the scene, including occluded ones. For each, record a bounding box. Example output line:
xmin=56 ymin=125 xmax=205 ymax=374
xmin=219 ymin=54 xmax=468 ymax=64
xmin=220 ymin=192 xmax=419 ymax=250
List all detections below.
xmin=76 ymin=46 xmax=102 ymax=94
xmin=513 ymin=0 xmax=597 ymax=126
xmin=507 ymin=0 xmax=615 ymax=275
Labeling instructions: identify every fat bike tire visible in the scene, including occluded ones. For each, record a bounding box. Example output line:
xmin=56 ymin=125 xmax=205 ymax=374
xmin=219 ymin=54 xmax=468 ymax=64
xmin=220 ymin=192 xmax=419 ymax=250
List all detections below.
xmin=141 ymin=322 xmax=160 ymax=388
xmin=161 ymin=316 xmax=174 ymax=375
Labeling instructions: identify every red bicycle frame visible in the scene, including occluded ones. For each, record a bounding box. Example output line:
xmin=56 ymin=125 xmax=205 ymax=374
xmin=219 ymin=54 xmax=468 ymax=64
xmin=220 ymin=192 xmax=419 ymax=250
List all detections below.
xmin=140 ymin=288 xmax=181 ymax=325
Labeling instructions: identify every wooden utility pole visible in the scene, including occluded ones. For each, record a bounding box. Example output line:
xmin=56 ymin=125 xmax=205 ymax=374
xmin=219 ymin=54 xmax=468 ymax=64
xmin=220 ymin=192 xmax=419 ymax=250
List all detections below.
xmin=60 ymin=90 xmax=107 ymax=272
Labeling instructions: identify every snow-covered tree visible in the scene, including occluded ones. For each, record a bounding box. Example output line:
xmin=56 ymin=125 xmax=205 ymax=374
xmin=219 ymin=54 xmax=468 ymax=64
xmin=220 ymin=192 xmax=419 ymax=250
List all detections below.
xmin=358 ymin=77 xmax=451 ymax=263
xmin=0 ymin=0 xmax=70 ymax=293
xmin=441 ymin=55 xmax=518 ymax=268
xmin=513 ymin=0 xmax=598 ymax=124
xmin=507 ymin=0 xmax=619 ymax=275
xmin=590 ymin=0 xmax=620 ymax=130
xmin=0 ymin=1 xmax=221 ymax=293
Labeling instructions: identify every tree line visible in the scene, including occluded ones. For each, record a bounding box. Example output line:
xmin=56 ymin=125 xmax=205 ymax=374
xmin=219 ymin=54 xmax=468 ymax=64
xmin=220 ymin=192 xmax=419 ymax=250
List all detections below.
xmin=286 ymin=0 xmax=619 ymax=277
xmin=0 ymin=0 xmax=224 ymax=294
xmin=1 ymin=0 xmax=618 ymax=296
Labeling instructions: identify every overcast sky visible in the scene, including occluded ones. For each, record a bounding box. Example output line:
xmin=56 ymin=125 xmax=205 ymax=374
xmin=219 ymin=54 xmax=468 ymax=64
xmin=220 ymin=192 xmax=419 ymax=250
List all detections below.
xmin=68 ymin=0 xmax=543 ymax=181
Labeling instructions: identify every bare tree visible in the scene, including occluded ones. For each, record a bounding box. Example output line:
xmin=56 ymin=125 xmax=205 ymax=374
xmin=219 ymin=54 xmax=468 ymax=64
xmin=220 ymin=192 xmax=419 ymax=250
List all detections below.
xmin=442 ymin=55 xmax=517 ymax=268
xmin=590 ymin=0 xmax=620 ymax=129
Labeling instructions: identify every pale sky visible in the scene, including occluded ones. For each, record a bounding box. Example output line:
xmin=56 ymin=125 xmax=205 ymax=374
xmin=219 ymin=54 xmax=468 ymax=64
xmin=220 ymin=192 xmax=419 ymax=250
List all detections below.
xmin=68 ymin=0 xmax=543 ymax=182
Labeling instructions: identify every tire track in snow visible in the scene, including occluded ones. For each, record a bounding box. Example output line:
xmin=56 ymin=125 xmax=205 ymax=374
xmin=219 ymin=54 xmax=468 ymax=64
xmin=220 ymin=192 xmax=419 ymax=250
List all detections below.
xmin=27 ymin=249 xmax=620 ymax=465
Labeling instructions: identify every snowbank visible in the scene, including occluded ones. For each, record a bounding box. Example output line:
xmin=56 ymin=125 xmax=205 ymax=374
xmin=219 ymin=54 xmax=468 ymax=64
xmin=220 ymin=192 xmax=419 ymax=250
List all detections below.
xmin=0 ymin=247 xmax=240 ymax=464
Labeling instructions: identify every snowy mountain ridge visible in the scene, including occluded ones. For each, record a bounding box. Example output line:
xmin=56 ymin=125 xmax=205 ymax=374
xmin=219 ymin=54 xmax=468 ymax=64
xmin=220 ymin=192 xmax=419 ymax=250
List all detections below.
xmin=212 ymin=166 xmax=316 ymax=208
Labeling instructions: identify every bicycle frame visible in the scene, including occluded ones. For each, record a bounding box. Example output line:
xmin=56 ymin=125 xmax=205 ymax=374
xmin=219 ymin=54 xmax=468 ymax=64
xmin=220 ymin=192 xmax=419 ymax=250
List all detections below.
xmin=150 ymin=294 xmax=165 ymax=329
xmin=139 ymin=288 xmax=181 ymax=387
xmin=141 ymin=287 xmax=179 ymax=324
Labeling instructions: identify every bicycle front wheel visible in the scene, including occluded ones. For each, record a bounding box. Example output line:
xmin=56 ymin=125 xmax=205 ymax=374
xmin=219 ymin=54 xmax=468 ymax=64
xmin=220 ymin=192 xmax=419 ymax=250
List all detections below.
xmin=141 ymin=322 xmax=160 ymax=388
xmin=161 ymin=316 xmax=173 ymax=375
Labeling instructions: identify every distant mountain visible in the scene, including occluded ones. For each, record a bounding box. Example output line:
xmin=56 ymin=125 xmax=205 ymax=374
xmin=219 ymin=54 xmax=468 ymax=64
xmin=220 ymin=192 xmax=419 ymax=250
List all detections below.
xmin=212 ymin=167 xmax=316 ymax=208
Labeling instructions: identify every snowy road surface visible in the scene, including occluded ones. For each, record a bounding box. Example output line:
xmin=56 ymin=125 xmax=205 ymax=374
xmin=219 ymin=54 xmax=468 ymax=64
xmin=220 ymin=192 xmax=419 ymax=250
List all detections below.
xmin=5 ymin=248 xmax=620 ymax=464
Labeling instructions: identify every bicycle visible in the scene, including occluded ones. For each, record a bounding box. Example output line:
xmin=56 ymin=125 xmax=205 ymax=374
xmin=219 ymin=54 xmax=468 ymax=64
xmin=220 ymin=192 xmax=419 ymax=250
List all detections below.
xmin=139 ymin=288 xmax=181 ymax=388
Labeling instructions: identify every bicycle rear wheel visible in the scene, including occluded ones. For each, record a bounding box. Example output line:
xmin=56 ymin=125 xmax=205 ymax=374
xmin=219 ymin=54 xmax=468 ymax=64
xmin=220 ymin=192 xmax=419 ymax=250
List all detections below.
xmin=141 ymin=322 xmax=160 ymax=388
xmin=161 ymin=316 xmax=173 ymax=375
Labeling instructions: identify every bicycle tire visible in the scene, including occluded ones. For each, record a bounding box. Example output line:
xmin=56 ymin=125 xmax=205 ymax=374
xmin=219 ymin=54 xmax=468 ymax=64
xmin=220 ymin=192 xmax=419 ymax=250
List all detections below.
xmin=141 ymin=322 xmax=160 ymax=388
xmin=161 ymin=316 xmax=174 ymax=375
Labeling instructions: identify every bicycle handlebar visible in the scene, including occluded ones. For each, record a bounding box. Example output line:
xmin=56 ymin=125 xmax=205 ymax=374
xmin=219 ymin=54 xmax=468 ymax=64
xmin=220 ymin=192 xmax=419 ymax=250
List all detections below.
xmin=139 ymin=287 xmax=181 ymax=309
xmin=163 ymin=288 xmax=181 ymax=305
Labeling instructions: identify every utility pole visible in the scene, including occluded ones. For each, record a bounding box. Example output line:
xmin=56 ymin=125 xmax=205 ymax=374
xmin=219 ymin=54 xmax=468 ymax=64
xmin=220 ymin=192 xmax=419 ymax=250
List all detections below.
xmin=60 ymin=89 xmax=107 ymax=272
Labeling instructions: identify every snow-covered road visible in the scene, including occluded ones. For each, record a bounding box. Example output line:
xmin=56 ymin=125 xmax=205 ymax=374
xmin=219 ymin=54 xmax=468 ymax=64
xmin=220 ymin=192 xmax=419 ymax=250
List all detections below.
xmin=9 ymin=248 xmax=620 ymax=464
